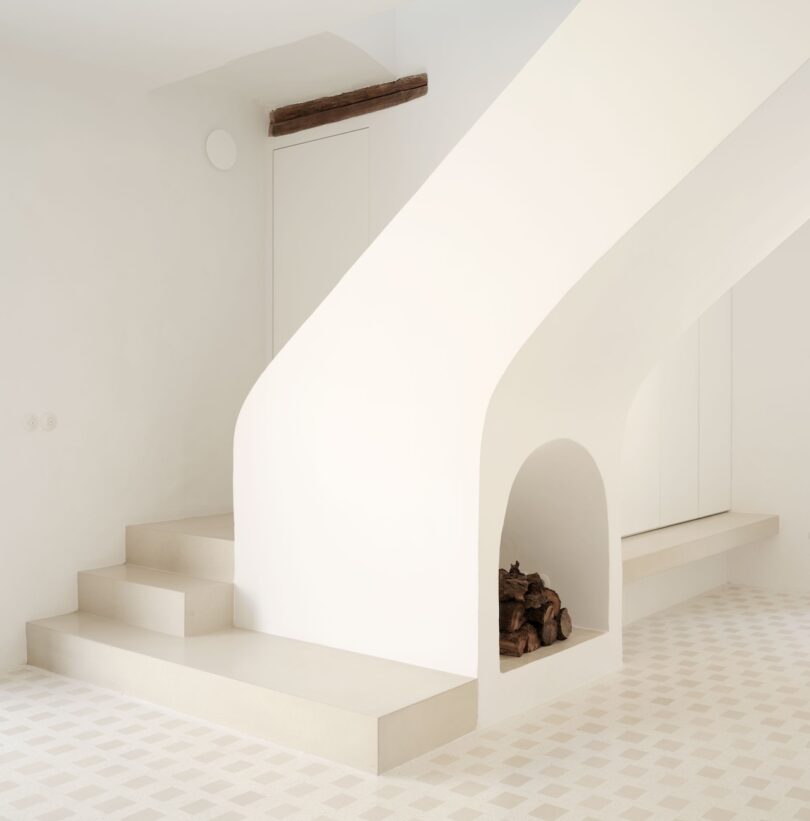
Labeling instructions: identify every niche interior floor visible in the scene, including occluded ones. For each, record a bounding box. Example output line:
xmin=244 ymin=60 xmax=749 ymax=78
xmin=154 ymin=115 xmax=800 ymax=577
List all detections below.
xmin=2 ymin=585 xmax=810 ymax=821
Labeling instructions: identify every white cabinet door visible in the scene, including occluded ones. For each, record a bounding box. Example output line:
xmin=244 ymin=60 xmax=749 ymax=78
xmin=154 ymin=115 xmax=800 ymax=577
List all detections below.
xmin=621 ymin=365 xmax=662 ymax=536
xmin=273 ymin=129 xmax=369 ymax=354
xmin=699 ymin=292 xmax=732 ymax=516
xmin=622 ymin=295 xmax=732 ymax=536
xmin=659 ymin=323 xmax=700 ymax=527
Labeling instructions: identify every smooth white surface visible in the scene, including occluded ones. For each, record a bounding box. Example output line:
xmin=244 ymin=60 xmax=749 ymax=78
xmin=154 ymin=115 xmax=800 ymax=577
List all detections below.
xmin=205 ymin=129 xmax=237 ymax=171
xmin=29 ymin=612 xmax=471 ymax=716
xmin=730 ymin=221 xmax=810 ymax=592
xmin=621 ymin=294 xmax=732 ymax=535
xmin=659 ymin=325 xmax=700 ymax=527
xmin=80 ymin=563 xmax=231 ymax=594
xmin=623 ymin=553 xmax=728 ymax=625
xmin=699 ymin=294 xmax=733 ymax=516
xmin=126 ymin=514 xmax=234 ymax=582
xmin=0 ymin=61 xmax=265 ymax=668
xmin=236 ymin=1 xmax=810 ymax=685
xmin=26 ymin=612 xmax=477 ymax=772
xmin=0 ymin=0 xmax=403 ymax=87
xmin=499 ymin=626 xmax=603 ymax=673
xmin=623 ymin=511 xmax=779 ymax=583
xmin=14 ymin=586 xmax=810 ymax=817
xmin=196 ymin=31 xmax=395 ymax=110
xmin=477 ymin=65 xmax=810 ymax=723
xmin=273 ymin=129 xmax=370 ymax=354
xmin=129 ymin=513 xmax=234 ymax=539
xmin=620 ymin=369 xmax=661 ymax=536
xmin=77 ymin=565 xmax=234 ymax=636
xmin=263 ymin=0 xmax=579 ymax=359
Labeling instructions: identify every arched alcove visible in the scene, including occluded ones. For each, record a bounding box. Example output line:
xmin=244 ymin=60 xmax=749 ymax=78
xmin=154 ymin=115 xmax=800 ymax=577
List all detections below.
xmin=499 ymin=439 xmax=609 ymax=671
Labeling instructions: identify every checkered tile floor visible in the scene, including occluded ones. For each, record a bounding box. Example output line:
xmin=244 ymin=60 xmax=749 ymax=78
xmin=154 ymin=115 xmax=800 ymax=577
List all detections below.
xmin=2 ymin=585 xmax=810 ymax=820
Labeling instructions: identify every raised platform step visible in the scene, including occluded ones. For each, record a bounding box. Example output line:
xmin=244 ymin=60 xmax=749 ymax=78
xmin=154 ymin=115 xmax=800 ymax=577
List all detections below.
xmin=622 ymin=511 xmax=779 ymax=583
xmin=126 ymin=514 xmax=234 ymax=582
xmin=26 ymin=612 xmax=476 ymax=773
xmin=78 ymin=565 xmax=233 ymax=637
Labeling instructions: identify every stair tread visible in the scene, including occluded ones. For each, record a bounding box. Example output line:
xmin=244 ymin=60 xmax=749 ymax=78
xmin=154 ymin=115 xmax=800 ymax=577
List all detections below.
xmin=79 ymin=564 xmax=232 ymax=593
xmin=127 ymin=514 xmax=234 ymax=541
xmin=29 ymin=611 xmax=472 ymax=718
xmin=622 ymin=511 xmax=779 ymax=582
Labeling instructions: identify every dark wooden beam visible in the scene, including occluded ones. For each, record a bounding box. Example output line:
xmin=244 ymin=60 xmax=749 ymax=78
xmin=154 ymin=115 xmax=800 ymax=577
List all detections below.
xmin=269 ymin=73 xmax=428 ymax=137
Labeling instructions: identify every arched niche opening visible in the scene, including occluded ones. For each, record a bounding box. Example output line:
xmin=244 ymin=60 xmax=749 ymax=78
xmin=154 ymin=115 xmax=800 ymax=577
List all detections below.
xmin=499 ymin=439 xmax=609 ymax=672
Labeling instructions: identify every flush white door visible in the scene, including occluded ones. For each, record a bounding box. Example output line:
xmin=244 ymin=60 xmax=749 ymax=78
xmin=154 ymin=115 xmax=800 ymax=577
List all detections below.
xmin=698 ymin=292 xmax=732 ymax=515
xmin=621 ymin=293 xmax=732 ymax=536
xmin=272 ymin=128 xmax=369 ymax=354
xmin=659 ymin=323 xmax=701 ymax=527
xmin=621 ymin=364 xmax=662 ymax=536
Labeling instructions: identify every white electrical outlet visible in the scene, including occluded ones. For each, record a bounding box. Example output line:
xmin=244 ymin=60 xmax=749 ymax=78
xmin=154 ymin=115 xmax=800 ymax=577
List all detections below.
xmin=23 ymin=414 xmax=39 ymax=432
xmin=41 ymin=412 xmax=58 ymax=432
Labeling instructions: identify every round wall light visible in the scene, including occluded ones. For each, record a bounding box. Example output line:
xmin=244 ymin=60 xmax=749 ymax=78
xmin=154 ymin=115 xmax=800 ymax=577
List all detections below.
xmin=206 ymin=129 xmax=238 ymax=171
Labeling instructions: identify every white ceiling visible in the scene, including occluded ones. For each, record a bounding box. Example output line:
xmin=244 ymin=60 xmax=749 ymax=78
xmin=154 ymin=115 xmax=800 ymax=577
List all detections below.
xmin=0 ymin=0 xmax=404 ymax=87
xmin=194 ymin=32 xmax=396 ymax=110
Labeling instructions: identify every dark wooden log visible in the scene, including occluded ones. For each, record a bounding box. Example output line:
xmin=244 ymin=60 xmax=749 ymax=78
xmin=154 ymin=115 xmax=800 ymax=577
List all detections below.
xmin=541 ymin=588 xmax=561 ymax=618
xmin=557 ymin=608 xmax=573 ymax=641
xmin=540 ymin=619 xmax=558 ymax=646
xmin=499 ymin=575 xmax=528 ymax=602
xmin=525 ymin=572 xmax=544 ymax=590
xmin=522 ymin=623 xmax=541 ymax=653
xmin=524 ymin=592 xmax=544 ymax=609
xmin=508 ymin=561 xmax=525 ymax=577
xmin=269 ymin=74 xmax=428 ymax=136
xmin=499 ymin=601 xmax=525 ymax=632
xmin=499 ymin=629 xmax=527 ymax=657
xmin=526 ymin=602 xmax=556 ymax=626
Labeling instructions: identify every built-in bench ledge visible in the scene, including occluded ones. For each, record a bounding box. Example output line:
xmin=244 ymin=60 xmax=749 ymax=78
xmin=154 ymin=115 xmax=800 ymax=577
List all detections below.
xmin=622 ymin=511 xmax=779 ymax=584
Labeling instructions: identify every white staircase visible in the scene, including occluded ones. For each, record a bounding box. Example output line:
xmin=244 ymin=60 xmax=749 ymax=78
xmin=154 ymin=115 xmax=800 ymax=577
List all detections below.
xmin=77 ymin=564 xmax=234 ymax=637
xmin=26 ymin=515 xmax=476 ymax=773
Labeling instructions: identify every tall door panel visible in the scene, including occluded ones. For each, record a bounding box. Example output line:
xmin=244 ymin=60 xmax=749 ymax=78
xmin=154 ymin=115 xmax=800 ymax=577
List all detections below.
xmin=659 ymin=324 xmax=700 ymax=527
xmin=273 ymin=129 xmax=369 ymax=354
xmin=698 ymin=293 xmax=732 ymax=516
xmin=621 ymin=366 xmax=662 ymax=536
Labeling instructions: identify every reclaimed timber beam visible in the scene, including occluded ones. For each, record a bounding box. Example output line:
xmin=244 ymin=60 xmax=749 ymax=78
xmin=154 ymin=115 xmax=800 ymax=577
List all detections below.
xmin=269 ymin=73 xmax=428 ymax=137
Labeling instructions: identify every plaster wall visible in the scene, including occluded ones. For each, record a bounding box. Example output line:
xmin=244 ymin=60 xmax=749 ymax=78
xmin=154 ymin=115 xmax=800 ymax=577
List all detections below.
xmin=235 ymin=0 xmax=810 ymax=684
xmin=729 ymin=223 xmax=810 ymax=592
xmin=0 ymin=58 xmax=266 ymax=668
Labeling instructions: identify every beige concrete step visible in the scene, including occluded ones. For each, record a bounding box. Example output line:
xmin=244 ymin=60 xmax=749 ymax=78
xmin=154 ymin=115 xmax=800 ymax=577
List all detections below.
xmin=26 ymin=612 xmax=476 ymax=772
xmin=126 ymin=514 xmax=233 ymax=582
xmin=622 ymin=511 xmax=779 ymax=583
xmin=78 ymin=564 xmax=233 ymax=637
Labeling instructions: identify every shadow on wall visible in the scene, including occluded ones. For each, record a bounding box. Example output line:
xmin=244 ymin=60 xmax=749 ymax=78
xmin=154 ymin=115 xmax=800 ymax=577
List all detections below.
xmin=499 ymin=439 xmax=609 ymax=633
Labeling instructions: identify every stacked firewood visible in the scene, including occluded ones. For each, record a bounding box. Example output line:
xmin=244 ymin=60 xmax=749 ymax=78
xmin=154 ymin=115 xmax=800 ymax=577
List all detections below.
xmin=499 ymin=561 xmax=572 ymax=657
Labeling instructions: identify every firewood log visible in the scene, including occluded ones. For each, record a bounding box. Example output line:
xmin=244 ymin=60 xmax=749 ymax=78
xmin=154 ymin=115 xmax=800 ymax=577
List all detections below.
xmin=525 ymin=602 xmax=556 ymax=626
xmin=499 ymin=629 xmax=528 ymax=657
xmin=524 ymin=592 xmax=543 ymax=609
xmin=522 ymin=623 xmax=541 ymax=653
xmin=540 ymin=620 xmax=558 ymax=646
xmin=499 ymin=575 xmax=528 ymax=602
xmin=557 ymin=608 xmax=572 ymax=641
xmin=508 ymin=561 xmax=525 ymax=577
xmin=525 ymin=572 xmax=544 ymax=591
xmin=541 ymin=588 xmax=561 ymax=618
xmin=499 ymin=601 xmax=525 ymax=632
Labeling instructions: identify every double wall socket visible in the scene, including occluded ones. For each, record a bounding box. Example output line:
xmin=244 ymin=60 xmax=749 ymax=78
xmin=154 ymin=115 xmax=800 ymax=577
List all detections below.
xmin=24 ymin=413 xmax=57 ymax=432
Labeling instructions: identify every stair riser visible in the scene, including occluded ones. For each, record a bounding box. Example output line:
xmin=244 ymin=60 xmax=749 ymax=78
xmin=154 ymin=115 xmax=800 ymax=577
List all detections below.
xmin=126 ymin=527 xmax=233 ymax=583
xmin=26 ymin=624 xmax=476 ymax=772
xmin=78 ymin=573 xmax=232 ymax=637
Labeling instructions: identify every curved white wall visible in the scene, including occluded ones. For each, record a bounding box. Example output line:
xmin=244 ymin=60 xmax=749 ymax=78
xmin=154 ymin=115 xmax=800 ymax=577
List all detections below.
xmin=478 ymin=63 xmax=810 ymax=722
xmin=499 ymin=440 xmax=609 ymax=633
xmin=234 ymin=0 xmax=810 ymax=679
